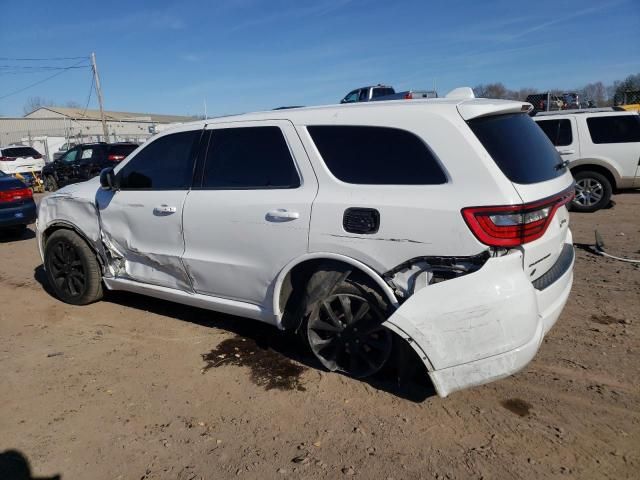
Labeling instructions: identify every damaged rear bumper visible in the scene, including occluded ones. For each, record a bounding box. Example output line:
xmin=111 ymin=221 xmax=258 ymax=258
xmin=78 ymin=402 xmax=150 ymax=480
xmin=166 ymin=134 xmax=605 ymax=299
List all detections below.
xmin=383 ymin=237 xmax=574 ymax=397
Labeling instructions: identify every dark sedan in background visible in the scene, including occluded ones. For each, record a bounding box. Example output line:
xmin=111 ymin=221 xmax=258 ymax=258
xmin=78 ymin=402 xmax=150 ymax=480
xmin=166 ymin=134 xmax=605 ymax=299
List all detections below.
xmin=42 ymin=142 xmax=138 ymax=191
xmin=0 ymin=170 xmax=36 ymax=234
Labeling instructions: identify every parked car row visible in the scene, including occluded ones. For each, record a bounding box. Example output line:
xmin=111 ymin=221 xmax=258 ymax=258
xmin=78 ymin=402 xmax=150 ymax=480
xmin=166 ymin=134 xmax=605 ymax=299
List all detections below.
xmin=41 ymin=142 xmax=139 ymax=191
xmin=38 ymin=90 xmax=576 ymax=396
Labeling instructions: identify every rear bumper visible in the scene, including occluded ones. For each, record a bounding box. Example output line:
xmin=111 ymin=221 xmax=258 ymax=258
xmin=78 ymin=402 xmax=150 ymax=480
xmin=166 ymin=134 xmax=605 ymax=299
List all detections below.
xmin=0 ymin=202 xmax=37 ymax=228
xmin=384 ymin=233 xmax=574 ymax=397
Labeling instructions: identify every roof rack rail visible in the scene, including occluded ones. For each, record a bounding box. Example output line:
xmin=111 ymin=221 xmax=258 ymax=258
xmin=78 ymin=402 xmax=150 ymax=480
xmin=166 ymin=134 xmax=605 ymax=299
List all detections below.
xmin=532 ymin=107 xmax=617 ymax=116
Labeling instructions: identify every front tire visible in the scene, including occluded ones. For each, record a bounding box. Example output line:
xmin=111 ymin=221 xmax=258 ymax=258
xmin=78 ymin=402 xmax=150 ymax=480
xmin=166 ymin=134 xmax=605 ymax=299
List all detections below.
xmin=44 ymin=229 xmax=103 ymax=305
xmin=571 ymin=170 xmax=612 ymax=212
xmin=301 ymin=277 xmax=393 ymax=378
xmin=44 ymin=175 xmax=58 ymax=192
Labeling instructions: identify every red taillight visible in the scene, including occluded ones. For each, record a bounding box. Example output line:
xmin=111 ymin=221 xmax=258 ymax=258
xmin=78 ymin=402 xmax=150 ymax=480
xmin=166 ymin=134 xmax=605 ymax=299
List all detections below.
xmin=108 ymin=154 xmax=125 ymax=162
xmin=462 ymin=187 xmax=574 ymax=247
xmin=0 ymin=156 xmax=16 ymax=162
xmin=404 ymin=92 xmax=413 ymax=99
xmin=0 ymin=187 xmax=33 ymax=203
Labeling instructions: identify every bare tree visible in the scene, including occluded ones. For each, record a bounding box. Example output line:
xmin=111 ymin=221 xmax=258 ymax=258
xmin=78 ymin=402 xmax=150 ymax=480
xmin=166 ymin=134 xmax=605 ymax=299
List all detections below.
xmin=65 ymin=101 xmax=82 ymax=109
xmin=473 ymin=83 xmax=510 ymax=99
xmin=23 ymin=96 xmax=55 ymax=115
xmin=580 ymin=82 xmax=607 ymax=106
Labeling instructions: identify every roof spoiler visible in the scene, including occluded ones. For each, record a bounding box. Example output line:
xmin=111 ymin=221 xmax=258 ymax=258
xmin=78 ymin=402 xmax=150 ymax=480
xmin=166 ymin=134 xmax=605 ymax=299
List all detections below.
xmin=445 ymin=87 xmax=475 ymax=100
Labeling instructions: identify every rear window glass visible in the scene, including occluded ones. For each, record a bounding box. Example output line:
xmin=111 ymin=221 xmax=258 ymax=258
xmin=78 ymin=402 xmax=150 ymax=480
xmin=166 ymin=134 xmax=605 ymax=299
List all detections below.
xmin=308 ymin=126 xmax=446 ymax=185
xmin=587 ymin=115 xmax=640 ymax=144
xmin=535 ymin=119 xmax=573 ymax=146
xmin=371 ymin=88 xmax=395 ymax=98
xmin=1 ymin=147 xmax=40 ymax=158
xmin=108 ymin=145 xmax=137 ymax=157
xmin=468 ymin=113 xmax=565 ymax=184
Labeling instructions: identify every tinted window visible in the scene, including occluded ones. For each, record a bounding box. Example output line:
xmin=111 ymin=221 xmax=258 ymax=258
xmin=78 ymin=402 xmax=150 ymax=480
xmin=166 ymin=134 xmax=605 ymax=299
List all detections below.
xmin=587 ymin=115 xmax=640 ymax=144
xmin=343 ymin=91 xmax=359 ymax=103
xmin=2 ymin=147 xmax=40 ymax=157
xmin=118 ymin=130 xmax=200 ymax=189
xmin=536 ymin=119 xmax=573 ymax=146
xmin=358 ymin=89 xmax=369 ymax=101
xmin=308 ymin=126 xmax=446 ymax=185
xmin=371 ymin=87 xmax=395 ymax=98
xmin=61 ymin=149 xmax=78 ymax=163
xmin=202 ymin=127 xmax=300 ymax=189
xmin=108 ymin=145 xmax=137 ymax=157
xmin=468 ymin=113 xmax=565 ymax=184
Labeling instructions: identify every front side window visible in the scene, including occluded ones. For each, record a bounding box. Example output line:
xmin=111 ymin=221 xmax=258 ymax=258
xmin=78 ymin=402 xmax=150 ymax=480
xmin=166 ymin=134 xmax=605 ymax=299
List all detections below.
xmin=61 ymin=149 xmax=78 ymax=163
xmin=358 ymin=89 xmax=369 ymax=101
xmin=202 ymin=126 xmax=300 ymax=189
xmin=536 ymin=119 xmax=573 ymax=146
xmin=342 ymin=91 xmax=359 ymax=103
xmin=118 ymin=130 xmax=200 ymax=190
xmin=307 ymin=125 xmax=447 ymax=185
xmin=587 ymin=115 xmax=640 ymax=144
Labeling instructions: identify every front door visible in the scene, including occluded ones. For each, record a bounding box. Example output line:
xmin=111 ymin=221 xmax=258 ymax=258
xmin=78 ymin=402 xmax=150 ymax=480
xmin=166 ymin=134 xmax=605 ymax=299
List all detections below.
xmin=96 ymin=128 xmax=203 ymax=290
xmin=181 ymin=121 xmax=318 ymax=309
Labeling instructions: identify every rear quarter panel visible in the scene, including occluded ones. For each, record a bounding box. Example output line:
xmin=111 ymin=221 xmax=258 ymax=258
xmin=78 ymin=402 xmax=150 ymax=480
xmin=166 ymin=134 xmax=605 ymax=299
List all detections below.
xmin=296 ymin=106 xmax=520 ymax=273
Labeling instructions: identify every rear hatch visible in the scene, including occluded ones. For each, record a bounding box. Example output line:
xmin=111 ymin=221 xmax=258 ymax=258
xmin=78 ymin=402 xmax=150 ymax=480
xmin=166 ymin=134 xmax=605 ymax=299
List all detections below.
xmin=0 ymin=174 xmax=33 ymax=210
xmin=0 ymin=146 xmax=45 ymax=174
xmin=461 ymin=104 xmax=574 ymax=281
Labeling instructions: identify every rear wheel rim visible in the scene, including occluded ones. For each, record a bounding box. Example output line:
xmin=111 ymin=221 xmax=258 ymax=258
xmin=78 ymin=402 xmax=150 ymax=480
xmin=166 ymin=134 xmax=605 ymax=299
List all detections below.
xmin=48 ymin=240 xmax=86 ymax=297
xmin=307 ymin=293 xmax=392 ymax=378
xmin=574 ymin=178 xmax=604 ymax=207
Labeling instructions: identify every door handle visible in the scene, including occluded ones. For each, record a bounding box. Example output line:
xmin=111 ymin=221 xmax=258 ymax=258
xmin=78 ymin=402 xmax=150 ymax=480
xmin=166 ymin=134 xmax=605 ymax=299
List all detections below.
xmin=266 ymin=209 xmax=300 ymax=221
xmin=559 ymin=150 xmax=575 ymax=155
xmin=153 ymin=205 xmax=177 ymax=215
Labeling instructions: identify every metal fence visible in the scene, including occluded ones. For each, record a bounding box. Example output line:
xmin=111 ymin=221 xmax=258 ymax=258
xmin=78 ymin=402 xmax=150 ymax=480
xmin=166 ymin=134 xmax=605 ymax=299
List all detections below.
xmin=525 ymin=92 xmax=585 ymax=113
xmin=614 ymin=91 xmax=640 ymax=106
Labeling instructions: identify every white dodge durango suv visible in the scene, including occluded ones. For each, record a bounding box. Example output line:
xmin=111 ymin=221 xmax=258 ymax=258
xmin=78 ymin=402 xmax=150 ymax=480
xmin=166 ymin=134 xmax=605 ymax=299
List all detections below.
xmin=37 ymin=92 xmax=575 ymax=397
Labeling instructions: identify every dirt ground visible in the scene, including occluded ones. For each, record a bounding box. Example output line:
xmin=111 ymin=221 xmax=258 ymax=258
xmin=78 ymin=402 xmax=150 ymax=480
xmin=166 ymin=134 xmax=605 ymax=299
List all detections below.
xmin=1 ymin=193 xmax=638 ymax=480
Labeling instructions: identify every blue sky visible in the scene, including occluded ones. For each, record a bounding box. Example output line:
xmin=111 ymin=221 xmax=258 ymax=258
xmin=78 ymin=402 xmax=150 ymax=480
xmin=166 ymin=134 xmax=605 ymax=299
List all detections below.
xmin=1 ymin=0 xmax=638 ymax=117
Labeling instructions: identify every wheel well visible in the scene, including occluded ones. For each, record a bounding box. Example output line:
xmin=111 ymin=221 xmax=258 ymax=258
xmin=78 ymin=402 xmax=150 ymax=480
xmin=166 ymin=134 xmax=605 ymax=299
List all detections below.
xmin=42 ymin=224 xmax=103 ymax=268
xmin=278 ymin=259 xmax=392 ymax=330
xmin=570 ymin=164 xmax=617 ymax=191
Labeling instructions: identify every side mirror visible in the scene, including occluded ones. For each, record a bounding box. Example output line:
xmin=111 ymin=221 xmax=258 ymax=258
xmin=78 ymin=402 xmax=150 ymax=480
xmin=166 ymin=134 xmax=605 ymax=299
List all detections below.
xmin=99 ymin=167 xmax=117 ymax=191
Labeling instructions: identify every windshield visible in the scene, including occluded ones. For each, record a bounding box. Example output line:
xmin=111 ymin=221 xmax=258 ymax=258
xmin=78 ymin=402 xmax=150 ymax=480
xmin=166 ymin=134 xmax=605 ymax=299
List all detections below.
xmin=468 ymin=113 xmax=565 ymax=184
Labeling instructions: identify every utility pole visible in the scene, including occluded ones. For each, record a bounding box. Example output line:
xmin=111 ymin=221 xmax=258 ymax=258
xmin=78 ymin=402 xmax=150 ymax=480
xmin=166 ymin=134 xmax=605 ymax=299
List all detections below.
xmin=91 ymin=52 xmax=109 ymax=140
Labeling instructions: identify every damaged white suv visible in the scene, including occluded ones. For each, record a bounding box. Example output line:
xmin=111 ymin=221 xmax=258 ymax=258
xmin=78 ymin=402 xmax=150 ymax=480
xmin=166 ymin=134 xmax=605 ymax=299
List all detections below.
xmin=37 ymin=90 xmax=575 ymax=396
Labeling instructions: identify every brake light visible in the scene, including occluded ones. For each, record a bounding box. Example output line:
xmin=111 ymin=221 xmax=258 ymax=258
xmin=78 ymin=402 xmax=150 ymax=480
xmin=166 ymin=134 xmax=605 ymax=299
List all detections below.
xmin=462 ymin=187 xmax=574 ymax=247
xmin=404 ymin=92 xmax=413 ymax=99
xmin=0 ymin=156 xmax=16 ymax=162
xmin=0 ymin=187 xmax=33 ymax=203
xmin=107 ymin=154 xmax=125 ymax=162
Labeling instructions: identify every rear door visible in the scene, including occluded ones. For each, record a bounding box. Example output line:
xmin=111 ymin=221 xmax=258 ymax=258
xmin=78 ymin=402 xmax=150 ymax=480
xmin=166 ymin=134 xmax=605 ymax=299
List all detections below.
xmin=181 ymin=120 xmax=317 ymax=308
xmin=97 ymin=128 xmax=203 ymax=290
xmin=467 ymin=112 xmax=574 ymax=281
xmin=583 ymin=114 xmax=640 ymax=185
xmin=534 ymin=117 xmax=580 ymax=164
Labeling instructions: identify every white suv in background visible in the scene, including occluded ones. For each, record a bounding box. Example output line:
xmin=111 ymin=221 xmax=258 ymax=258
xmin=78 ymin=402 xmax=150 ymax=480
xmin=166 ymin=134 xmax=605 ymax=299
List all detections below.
xmin=534 ymin=109 xmax=640 ymax=212
xmin=0 ymin=145 xmax=45 ymax=176
xmin=37 ymin=92 xmax=575 ymax=397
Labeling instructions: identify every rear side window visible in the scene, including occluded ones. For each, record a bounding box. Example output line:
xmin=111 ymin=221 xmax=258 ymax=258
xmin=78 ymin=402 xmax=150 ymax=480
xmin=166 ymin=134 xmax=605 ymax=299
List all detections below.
xmin=118 ymin=130 xmax=200 ymax=190
xmin=468 ymin=113 xmax=564 ymax=184
xmin=307 ymin=126 xmax=446 ymax=185
xmin=371 ymin=87 xmax=394 ymax=98
xmin=2 ymin=147 xmax=40 ymax=157
xmin=535 ymin=119 xmax=573 ymax=146
xmin=587 ymin=115 xmax=640 ymax=144
xmin=202 ymin=126 xmax=300 ymax=189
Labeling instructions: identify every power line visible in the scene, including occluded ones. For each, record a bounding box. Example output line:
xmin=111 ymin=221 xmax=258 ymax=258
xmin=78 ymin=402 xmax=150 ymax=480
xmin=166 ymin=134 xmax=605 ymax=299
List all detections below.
xmin=0 ymin=65 xmax=90 ymax=69
xmin=81 ymin=72 xmax=95 ymax=116
xmin=0 ymin=56 xmax=89 ymax=61
xmin=0 ymin=59 xmax=88 ymax=101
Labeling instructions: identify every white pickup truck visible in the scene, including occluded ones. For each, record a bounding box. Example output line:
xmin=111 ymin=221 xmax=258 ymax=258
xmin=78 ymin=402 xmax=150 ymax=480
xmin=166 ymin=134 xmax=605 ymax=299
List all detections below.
xmin=340 ymin=85 xmax=438 ymax=103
